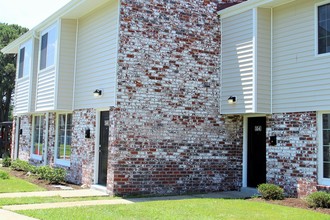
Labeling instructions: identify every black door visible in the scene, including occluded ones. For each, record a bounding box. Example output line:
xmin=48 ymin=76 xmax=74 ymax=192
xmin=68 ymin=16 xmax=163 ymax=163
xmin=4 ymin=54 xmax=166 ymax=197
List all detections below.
xmin=98 ymin=111 xmax=109 ymax=186
xmin=247 ymin=117 xmax=266 ymax=187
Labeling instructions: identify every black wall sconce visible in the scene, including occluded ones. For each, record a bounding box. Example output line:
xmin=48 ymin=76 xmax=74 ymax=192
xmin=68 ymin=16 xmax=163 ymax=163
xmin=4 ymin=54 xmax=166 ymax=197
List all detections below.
xmin=227 ymin=96 xmax=237 ymax=104
xmin=93 ymin=89 xmax=102 ymax=97
xmin=270 ymin=135 xmax=277 ymax=146
xmin=85 ymin=128 xmax=91 ymax=138
xmin=19 ymin=129 xmax=23 ymax=135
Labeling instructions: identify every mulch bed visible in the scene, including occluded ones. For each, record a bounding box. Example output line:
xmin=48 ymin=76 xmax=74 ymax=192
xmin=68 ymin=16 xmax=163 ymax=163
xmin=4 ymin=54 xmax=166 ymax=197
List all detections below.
xmin=249 ymin=198 xmax=330 ymax=215
xmin=1 ymin=166 xmax=82 ymax=191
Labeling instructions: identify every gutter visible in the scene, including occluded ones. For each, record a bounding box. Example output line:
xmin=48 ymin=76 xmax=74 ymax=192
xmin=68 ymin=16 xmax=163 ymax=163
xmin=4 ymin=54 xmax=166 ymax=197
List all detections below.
xmin=1 ymin=0 xmax=107 ymax=54
xmin=217 ymin=0 xmax=294 ymax=18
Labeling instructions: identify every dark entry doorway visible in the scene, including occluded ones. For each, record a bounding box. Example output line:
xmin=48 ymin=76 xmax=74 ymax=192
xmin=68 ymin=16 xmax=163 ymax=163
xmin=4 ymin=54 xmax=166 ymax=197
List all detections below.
xmin=247 ymin=117 xmax=266 ymax=187
xmin=98 ymin=111 xmax=109 ymax=186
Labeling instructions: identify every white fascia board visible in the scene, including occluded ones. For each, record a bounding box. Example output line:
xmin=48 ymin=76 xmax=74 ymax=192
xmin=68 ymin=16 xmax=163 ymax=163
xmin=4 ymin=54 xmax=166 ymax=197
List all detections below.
xmin=218 ymin=0 xmax=293 ymax=19
xmin=1 ymin=0 xmax=82 ymax=54
xmin=218 ymin=0 xmax=272 ymax=18
xmin=1 ymin=31 xmax=33 ymax=54
xmin=2 ymin=0 xmax=110 ymax=54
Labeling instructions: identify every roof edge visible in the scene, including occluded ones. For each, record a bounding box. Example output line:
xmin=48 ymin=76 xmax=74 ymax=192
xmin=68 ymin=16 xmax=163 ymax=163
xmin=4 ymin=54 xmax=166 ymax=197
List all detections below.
xmin=218 ymin=0 xmax=272 ymax=18
xmin=1 ymin=0 xmax=84 ymax=54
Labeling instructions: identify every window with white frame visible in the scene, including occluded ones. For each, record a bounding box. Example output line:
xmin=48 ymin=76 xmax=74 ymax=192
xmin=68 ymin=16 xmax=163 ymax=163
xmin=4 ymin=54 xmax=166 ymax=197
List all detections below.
xmin=18 ymin=40 xmax=32 ymax=78
xmin=56 ymin=113 xmax=72 ymax=166
xmin=318 ymin=3 xmax=330 ymax=54
xmin=32 ymin=115 xmax=44 ymax=157
xmin=40 ymin=24 xmax=57 ymax=70
xmin=319 ymin=113 xmax=330 ymax=185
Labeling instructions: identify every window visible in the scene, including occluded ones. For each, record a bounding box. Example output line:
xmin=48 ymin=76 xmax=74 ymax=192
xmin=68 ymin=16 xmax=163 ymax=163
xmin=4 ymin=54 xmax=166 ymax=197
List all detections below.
xmin=56 ymin=113 xmax=72 ymax=166
xmin=18 ymin=40 xmax=32 ymax=78
xmin=40 ymin=25 xmax=57 ymax=70
xmin=318 ymin=3 xmax=330 ymax=54
xmin=318 ymin=112 xmax=330 ymax=185
xmin=32 ymin=115 xmax=44 ymax=158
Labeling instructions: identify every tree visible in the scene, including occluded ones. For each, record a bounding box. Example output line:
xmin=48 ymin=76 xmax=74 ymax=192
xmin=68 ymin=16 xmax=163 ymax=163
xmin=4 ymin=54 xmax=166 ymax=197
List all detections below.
xmin=0 ymin=23 xmax=28 ymax=122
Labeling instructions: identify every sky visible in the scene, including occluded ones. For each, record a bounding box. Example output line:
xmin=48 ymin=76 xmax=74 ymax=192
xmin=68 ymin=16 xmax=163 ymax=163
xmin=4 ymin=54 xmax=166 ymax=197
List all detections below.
xmin=0 ymin=0 xmax=71 ymax=29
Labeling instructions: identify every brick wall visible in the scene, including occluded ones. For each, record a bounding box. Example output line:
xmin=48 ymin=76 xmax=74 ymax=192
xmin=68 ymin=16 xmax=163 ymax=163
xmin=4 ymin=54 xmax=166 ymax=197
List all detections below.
xmin=10 ymin=117 xmax=16 ymax=158
xmin=17 ymin=115 xmax=32 ymax=161
xmin=44 ymin=113 xmax=56 ymax=166
xmin=68 ymin=109 xmax=97 ymax=185
xmin=267 ymin=112 xmax=318 ymax=197
xmin=108 ymin=0 xmax=244 ymax=196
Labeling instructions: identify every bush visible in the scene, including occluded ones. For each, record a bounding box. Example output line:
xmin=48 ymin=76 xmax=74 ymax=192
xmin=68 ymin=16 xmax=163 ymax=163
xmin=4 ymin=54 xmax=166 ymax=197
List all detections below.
xmin=36 ymin=166 xmax=52 ymax=180
xmin=2 ymin=157 xmax=11 ymax=167
xmin=257 ymin=183 xmax=284 ymax=200
xmin=10 ymin=159 xmax=66 ymax=184
xmin=0 ymin=170 xmax=9 ymax=180
xmin=306 ymin=191 xmax=330 ymax=208
xmin=10 ymin=160 xmax=34 ymax=172
xmin=36 ymin=166 xmax=66 ymax=184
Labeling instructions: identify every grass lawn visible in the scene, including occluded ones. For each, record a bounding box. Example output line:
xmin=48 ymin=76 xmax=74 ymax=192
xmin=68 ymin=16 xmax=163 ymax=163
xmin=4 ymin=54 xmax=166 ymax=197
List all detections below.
xmin=0 ymin=176 xmax=45 ymax=193
xmin=18 ymin=198 xmax=330 ymax=220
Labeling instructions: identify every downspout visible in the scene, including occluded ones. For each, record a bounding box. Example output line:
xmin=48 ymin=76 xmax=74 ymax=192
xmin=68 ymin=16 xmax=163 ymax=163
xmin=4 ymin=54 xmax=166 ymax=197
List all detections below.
xmin=72 ymin=19 xmax=79 ymax=111
xmin=219 ymin=14 xmax=223 ymax=114
xmin=270 ymin=8 xmax=273 ymax=114
xmin=33 ymin=30 xmax=40 ymax=40
xmin=252 ymin=8 xmax=258 ymax=113
xmin=43 ymin=112 xmax=49 ymax=165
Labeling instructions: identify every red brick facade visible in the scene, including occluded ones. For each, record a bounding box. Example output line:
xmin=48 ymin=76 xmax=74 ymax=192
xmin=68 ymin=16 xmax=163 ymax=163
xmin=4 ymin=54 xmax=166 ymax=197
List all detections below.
xmin=109 ymin=0 xmax=244 ymax=195
xmin=266 ymin=112 xmax=318 ymax=197
xmin=10 ymin=0 xmax=324 ymax=197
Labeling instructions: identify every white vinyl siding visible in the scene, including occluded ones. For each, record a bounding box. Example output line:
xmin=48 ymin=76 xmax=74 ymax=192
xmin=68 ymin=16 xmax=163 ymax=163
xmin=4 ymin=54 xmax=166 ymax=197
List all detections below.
xmin=15 ymin=78 xmax=30 ymax=114
xmin=15 ymin=39 xmax=37 ymax=115
xmin=57 ymin=19 xmax=77 ymax=110
xmin=256 ymin=8 xmax=271 ymax=113
xmin=74 ymin=0 xmax=119 ymax=109
xmin=35 ymin=67 xmax=56 ymax=111
xmin=35 ymin=23 xmax=59 ymax=112
xmin=221 ymin=9 xmax=254 ymax=114
xmin=272 ymin=0 xmax=330 ymax=113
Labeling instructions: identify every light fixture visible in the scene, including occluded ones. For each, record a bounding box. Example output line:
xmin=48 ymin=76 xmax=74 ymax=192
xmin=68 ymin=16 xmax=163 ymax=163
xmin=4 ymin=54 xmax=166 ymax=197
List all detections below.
xmin=228 ymin=96 xmax=237 ymax=104
xmin=93 ymin=89 xmax=102 ymax=97
xmin=85 ymin=128 xmax=91 ymax=138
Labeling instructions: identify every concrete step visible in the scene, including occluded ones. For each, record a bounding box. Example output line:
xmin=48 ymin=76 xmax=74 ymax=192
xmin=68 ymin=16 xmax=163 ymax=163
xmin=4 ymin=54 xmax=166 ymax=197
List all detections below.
xmin=91 ymin=185 xmax=108 ymax=194
xmin=240 ymin=187 xmax=260 ymax=197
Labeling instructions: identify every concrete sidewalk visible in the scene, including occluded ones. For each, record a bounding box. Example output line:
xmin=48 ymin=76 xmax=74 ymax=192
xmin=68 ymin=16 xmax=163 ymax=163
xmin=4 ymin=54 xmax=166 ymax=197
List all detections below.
xmin=0 ymin=189 xmax=255 ymax=219
xmin=2 ymin=190 xmax=254 ymax=211
xmin=0 ymin=189 xmax=109 ymax=220
xmin=0 ymin=209 xmax=38 ymax=220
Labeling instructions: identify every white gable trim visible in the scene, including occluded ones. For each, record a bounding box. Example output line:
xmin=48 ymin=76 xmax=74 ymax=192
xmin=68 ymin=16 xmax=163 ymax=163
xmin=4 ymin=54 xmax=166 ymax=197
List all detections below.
xmin=218 ymin=0 xmax=295 ymax=19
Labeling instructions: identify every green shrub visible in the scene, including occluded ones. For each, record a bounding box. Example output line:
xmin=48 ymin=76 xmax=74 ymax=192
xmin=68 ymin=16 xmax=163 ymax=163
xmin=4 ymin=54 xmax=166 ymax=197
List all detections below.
xmin=10 ymin=160 xmax=34 ymax=172
xmin=0 ymin=170 xmax=9 ymax=179
xmin=10 ymin=159 xmax=66 ymax=184
xmin=257 ymin=183 xmax=284 ymax=200
xmin=306 ymin=191 xmax=330 ymax=208
xmin=36 ymin=166 xmax=66 ymax=184
xmin=36 ymin=166 xmax=52 ymax=180
xmin=50 ymin=168 xmax=66 ymax=183
xmin=2 ymin=157 xmax=11 ymax=167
